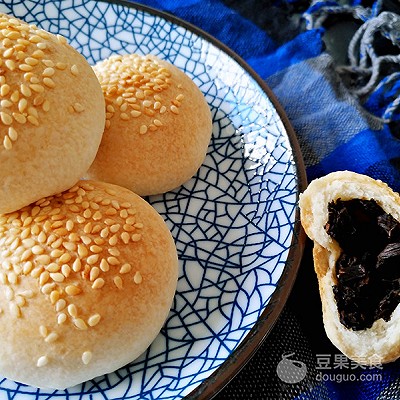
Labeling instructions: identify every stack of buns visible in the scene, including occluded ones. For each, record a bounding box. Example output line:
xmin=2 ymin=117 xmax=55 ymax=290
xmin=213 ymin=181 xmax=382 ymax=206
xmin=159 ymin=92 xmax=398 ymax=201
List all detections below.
xmin=0 ymin=11 xmax=213 ymax=389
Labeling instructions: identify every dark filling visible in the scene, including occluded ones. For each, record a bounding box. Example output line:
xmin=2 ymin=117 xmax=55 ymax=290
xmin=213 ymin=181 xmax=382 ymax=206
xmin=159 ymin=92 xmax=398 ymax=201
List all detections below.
xmin=326 ymin=198 xmax=400 ymax=331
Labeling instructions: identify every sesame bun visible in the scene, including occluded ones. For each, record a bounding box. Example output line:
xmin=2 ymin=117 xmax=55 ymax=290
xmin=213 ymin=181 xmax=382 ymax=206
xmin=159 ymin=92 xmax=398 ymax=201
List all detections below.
xmin=86 ymin=53 xmax=212 ymax=196
xmin=0 ymin=180 xmax=178 ymax=389
xmin=0 ymin=13 xmax=105 ymax=214
xmin=299 ymin=171 xmax=400 ymax=365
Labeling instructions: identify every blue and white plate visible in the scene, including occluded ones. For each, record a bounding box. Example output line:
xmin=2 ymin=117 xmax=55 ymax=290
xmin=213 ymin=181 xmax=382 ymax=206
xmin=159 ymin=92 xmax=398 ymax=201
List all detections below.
xmin=0 ymin=1 xmax=306 ymax=399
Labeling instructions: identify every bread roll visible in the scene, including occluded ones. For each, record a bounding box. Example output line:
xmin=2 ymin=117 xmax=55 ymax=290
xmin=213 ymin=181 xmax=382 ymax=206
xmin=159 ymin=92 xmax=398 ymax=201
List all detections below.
xmin=0 ymin=180 xmax=178 ymax=389
xmin=0 ymin=13 xmax=105 ymax=214
xmin=86 ymin=53 xmax=212 ymax=196
xmin=299 ymin=171 xmax=400 ymax=365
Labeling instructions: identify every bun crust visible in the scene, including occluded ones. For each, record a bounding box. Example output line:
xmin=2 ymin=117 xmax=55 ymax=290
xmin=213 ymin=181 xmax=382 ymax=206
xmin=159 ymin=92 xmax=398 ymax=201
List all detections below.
xmin=0 ymin=180 xmax=178 ymax=389
xmin=299 ymin=171 xmax=400 ymax=365
xmin=86 ymin=53 xmax=212 ymax=196
xmin=0 ymin=13 xmax=105 ymax=214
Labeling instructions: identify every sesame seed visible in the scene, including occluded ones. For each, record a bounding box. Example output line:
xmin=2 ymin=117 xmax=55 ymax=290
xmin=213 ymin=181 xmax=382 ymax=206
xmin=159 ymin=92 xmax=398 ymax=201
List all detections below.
xmin=29 ymin=83 xmax=44 ymax=93
xmin=89 ymin=267 xmax=100 ymax=281
xmin=131 ymin=233 xmax=142 ymax=242
xmin=9 ymin=303 xmax=21 ymax=318
xmin=10 ymin=90 xmax=19 ymax=103
xmin=143 ymin=100 xmax=152 ymax=107
xmin=120 ymin=263 xmax=131 ymax=274
xmin=56 ymin=34 xmax=67 ymax=44
xmin=66 ymin=220 xmax=74 ymax=231
xmin=59 ymin=253 xmax=71 ymax=264
xmin=87 ymin=313 xmax=101 ymax=327
xmin=18 ymin=98 xmax=28 ymax=113
xmin=22 ymin=261 xmax=33 ymax=274
xmin=5 ymin=59 xmax=15 ymax=71
xmin=29 ymin=35 xmax=42 ymax=44
xmin=73 ymin=318 xmax=88 ymax=330
xmin=57 ymin=313 xmax=67 ymax=324
xmin=67 ymin=304 xmax=78 ymax=318
xmin=14 ymin=295 xmax=26 ymax=307
xmin=19 ymin=64 xmax=33 ymax=72
xmin=55 ymin=299 xmax=66 ymax=312
xmin=32 ymin=49 xmax=44 ymax=58
xmin=82 ymin=351 xmax=92 ymax=364
xmin=45 ymin=332 xmax=59 ymax=343
xmin=50 ymin=272 xmax=65 ymax=283
xmin=1 ymin=99 xmax=12 ymax=108
xmin=130 ymin=110 xmax=142 ymax=118
xmin=73 ymin=102 xmax=84 ymax=113
xmin=70 ymin=64 xmax=79 ymax=76
xmin=1 ymin=112 xmax=12 ymax=125
xmin=86 ymin=254 xmax=99 ymax=265
xmin=0 ymin=84 xmax=10 ymax=96
xmin=25 ymin=57 xmax=39 ymax=66
xmin=5 ymin=287 xmax=14 ymax=301
xmin=27 ymin=115 xmax=39 ymax=126
xmin=39 ymin=325 xmax=48 ymax=337
xmin=65 ymin=285 xmax=81 ymax=296
xmin=139 ymin=125 xmax=147 ymax=134
xmin=108 ymin=248 xmax=120 ymax=257
xmin=43 ymin=77 xmax=55 ymax=88
xmin=81 ymin=235 xmax=91 ymax=245
xmin=90 ymin=245 xmax=102 ymax=254
xmin=3 ymin=135 xmax=12 ymax=150
xmin=100 ymin=259 xmax=109 ymax=272
xmin=42 ymin=59 xmax=54 ymax=67
xmin=92 ymin=278 xmax=105 ymax=290
xmin=92 ymin=211 xmax=102 ymax=220
xmin=32 ymin=244 xmax=44 ymax=255
xmin=42 ymin=67 xmax=55 ymax=77
xmin=42 ymin=100 xmax=50 ymax=112
xmin=55 ymin=62 xmax=67 ymax=70
xmin=134 ymin=271 xmax=143 ymax=284
xmin=113 ymin=276 xmax=123 ymax=289
xmin=37 ymin=355 xmax=48 ymax=367
xmin=72 ymin=258 xmax=82 ymax=272
xmin=36 ymin=254 xmax=51 ymax=264
xmin=109 ymin=235 xmax=118 ymax=246
xmin=12 ymin=112 xmax=27 ymax=124
xmin=170 ymin=105 xmax=179 ymax=114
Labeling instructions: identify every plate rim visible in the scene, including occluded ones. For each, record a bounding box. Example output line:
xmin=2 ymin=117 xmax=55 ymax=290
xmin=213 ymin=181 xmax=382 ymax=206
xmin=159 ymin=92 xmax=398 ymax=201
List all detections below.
xmin=95 ymin=0 xmax=308 ymax=397
xmin=3 ymin=0 xmax=307 ymax=397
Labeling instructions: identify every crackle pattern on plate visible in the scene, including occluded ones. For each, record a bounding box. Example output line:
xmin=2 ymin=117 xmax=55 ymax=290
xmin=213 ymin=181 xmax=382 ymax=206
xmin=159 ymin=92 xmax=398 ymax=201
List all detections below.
xmin=0 ymin=0 xmax=299 ymax=399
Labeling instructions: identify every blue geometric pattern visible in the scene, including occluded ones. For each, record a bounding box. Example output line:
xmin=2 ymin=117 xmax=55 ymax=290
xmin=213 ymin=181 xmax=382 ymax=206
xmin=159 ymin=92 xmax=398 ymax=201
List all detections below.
xmin=0 ymin=1 xmax=301 ymax=399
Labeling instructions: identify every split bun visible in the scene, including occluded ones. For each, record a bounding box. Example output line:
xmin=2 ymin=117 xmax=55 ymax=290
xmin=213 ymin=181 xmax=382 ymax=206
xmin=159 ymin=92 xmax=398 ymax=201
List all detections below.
xmin=0 ymin=13 xmax=105 ymax=215
xmin=86 ymin=53 xmax=212 ymax=196
xmin=299 ymin=171 xmax=400 ymax=365
xmin=0 ymin=180 xmax=178 ymax=389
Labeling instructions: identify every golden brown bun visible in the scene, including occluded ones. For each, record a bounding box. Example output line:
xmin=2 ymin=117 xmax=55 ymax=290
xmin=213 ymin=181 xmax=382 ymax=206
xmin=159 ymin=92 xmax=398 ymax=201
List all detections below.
xmin=0 ymin=13 xmax=105 ymax=214
xmin=0 ymin=180 xmax=178 ymax=389
xmin=86 ymin=53 xmax=212 ymax=196
xmin=299 ymin=171 xmax=400 ymax=365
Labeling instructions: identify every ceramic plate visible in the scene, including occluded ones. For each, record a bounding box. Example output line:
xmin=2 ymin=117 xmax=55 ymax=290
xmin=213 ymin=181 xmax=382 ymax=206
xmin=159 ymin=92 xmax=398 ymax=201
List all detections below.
xmin=0 ymin=1 xmax=306 ymax=399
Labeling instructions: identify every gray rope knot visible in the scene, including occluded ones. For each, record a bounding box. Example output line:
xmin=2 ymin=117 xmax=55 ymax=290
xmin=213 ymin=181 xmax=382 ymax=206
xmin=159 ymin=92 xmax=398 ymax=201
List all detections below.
xmin=303 ymin=1 xmax=400 ymax=123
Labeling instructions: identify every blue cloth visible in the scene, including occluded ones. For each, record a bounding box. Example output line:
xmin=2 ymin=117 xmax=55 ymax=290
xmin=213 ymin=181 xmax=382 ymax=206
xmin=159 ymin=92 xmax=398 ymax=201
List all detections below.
xmin=128 ymin=1 xmax=400 ymax=399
